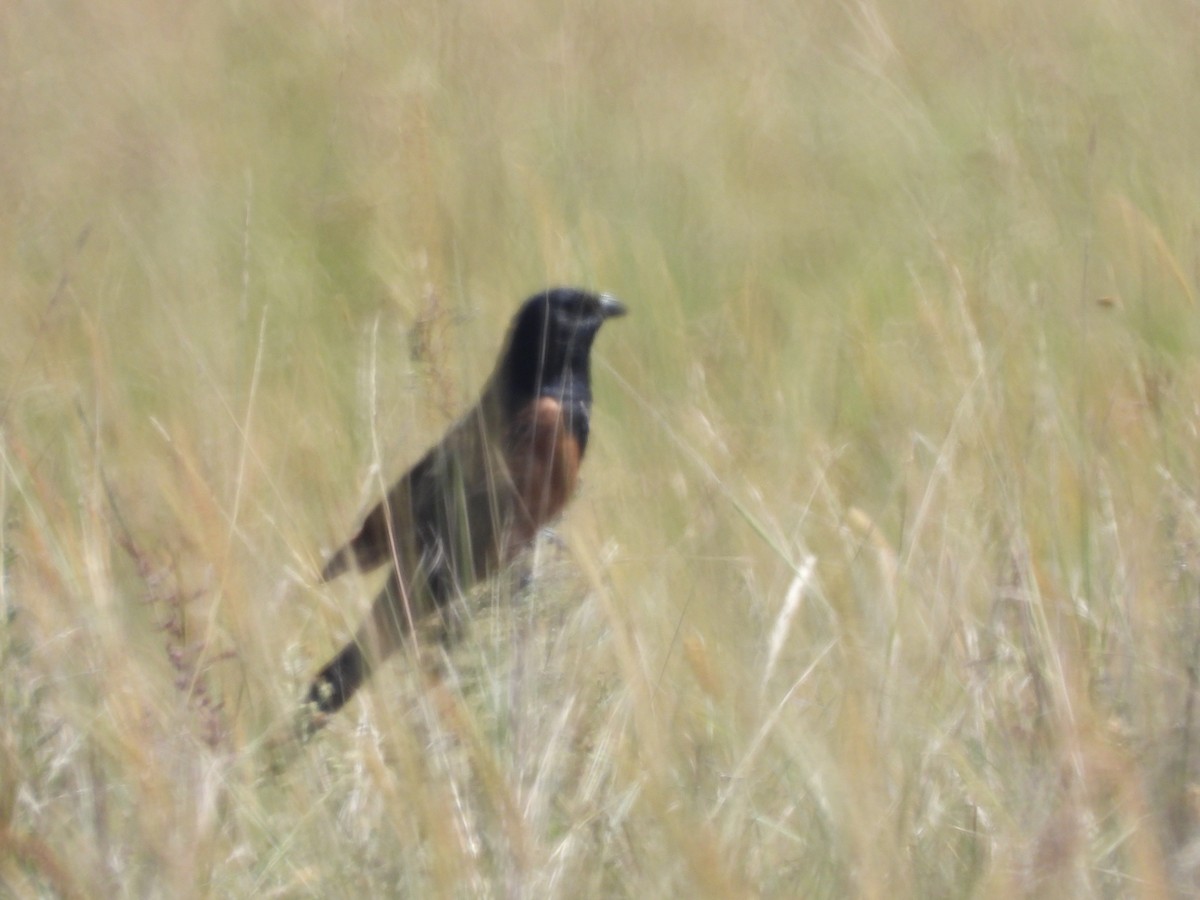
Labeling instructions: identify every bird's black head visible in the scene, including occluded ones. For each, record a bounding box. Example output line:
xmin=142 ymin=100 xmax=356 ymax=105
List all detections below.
xmin=500 ymin=287 xmax=626 ymax=414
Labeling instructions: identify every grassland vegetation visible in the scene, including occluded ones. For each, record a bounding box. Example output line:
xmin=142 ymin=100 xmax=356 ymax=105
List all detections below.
xmin=3 ymin=1 xmax=1200 ymax=895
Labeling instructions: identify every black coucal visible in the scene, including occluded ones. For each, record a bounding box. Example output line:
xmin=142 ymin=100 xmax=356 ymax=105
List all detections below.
xmin=305 ymin=287 xmax=626 ymax=721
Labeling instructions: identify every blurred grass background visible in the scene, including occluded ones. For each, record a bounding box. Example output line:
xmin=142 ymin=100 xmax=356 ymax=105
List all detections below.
xmin=4 ymin=0 xmax=1200 ymax=896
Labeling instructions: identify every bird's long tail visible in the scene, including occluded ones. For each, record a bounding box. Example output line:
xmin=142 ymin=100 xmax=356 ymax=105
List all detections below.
xmin=305 ymin=571 xmax=416 ymax=716
xmin=307 ymin=641 xmax=368 ymax=714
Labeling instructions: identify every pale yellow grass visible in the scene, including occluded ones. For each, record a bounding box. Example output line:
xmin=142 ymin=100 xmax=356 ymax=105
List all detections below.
xmin=3 ymin=0 xmax=1200 ymax=896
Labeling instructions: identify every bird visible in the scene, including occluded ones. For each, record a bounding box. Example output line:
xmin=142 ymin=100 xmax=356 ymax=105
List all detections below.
xmin=304 ymin=287 xmax=626 ymax=722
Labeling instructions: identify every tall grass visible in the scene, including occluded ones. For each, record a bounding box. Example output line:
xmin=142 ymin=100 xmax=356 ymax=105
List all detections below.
xmin=3 ymin=0 xmax=1200 ymax=895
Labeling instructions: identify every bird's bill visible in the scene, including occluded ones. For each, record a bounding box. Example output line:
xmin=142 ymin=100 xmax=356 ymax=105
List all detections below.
xmin=598 ymin=293 xmax=628 ymax=319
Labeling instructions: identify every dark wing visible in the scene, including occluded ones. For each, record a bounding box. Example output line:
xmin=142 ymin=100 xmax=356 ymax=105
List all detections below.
xmin=319 ymin=405 xmax=516 ymax=591
xmin=318 ymin=450 xmax=432 ymax=582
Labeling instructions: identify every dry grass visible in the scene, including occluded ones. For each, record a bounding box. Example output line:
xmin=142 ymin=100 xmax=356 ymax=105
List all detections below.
xmin=4 ymin=0 xmax=1200 ymax=896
